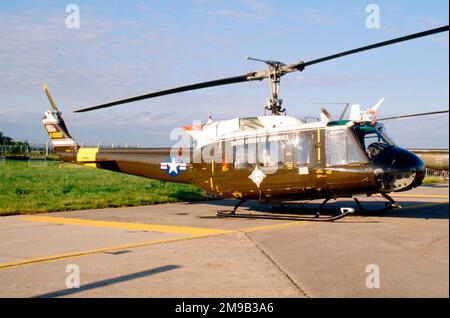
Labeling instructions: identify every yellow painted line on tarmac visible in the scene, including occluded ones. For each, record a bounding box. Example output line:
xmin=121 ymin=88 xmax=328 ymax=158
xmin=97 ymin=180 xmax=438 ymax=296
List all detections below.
xmin=0 ymin=234 xmax=210 ymax=271
xmin=238 ymin=221 xmax=307 ymax=233
xmin=0 ymin=219 xmax=307 ymax=271
xmin=22 ymin=216 xmax=230 ymax=236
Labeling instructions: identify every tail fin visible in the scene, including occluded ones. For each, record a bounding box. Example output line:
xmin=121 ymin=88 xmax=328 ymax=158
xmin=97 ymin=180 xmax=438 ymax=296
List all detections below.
xmin=42 ymin=84 xmax=78 ymax=160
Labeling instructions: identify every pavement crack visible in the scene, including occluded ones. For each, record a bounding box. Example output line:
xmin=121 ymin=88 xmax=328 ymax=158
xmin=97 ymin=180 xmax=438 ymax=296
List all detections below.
xmin=242 ymin=232 xmax=310 ymax=298
xmin=427 ymin=235 xmax=448 ymax=248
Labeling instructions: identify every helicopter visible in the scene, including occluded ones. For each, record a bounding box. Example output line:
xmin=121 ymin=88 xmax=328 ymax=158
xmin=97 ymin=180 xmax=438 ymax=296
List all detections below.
xmin=42 ymin=25 xmax=449 ymax=221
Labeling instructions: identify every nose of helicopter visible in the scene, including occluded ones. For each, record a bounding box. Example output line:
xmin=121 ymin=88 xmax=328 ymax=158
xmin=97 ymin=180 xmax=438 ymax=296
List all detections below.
xmin=373 ymin=146 xmax=426 ymax=192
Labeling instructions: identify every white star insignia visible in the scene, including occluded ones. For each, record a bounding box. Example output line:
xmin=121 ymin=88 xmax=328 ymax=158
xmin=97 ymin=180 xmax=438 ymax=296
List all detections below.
xmin=167 ymin=157 xmax=180 ymax=174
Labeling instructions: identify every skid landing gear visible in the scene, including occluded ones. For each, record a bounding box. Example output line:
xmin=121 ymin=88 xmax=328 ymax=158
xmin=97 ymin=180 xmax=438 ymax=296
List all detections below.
xmin=354 ymin=192 xmax=402 ymax=214
xmin=216 ymin=192 xmax=402 ymax=222
xmin=216 ymin=198 xmax=355 ymax=222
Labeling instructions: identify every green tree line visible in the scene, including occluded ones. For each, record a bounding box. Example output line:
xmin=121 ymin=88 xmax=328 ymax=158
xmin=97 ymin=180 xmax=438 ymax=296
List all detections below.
xmin=0 ymin=131 xmax=30 ymax=156
xmin=0 ymin=131 xmax=14 ymax=145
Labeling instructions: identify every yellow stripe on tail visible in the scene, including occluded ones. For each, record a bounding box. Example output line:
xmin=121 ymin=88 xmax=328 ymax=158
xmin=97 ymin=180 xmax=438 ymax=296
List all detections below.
xmin=76 ymin=148 xmax=99 ymax=168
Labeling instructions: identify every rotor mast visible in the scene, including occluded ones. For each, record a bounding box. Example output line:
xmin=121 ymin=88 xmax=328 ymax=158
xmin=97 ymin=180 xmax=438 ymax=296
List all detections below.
xmin=246 ymin=57 xmax=300 ymax=115
xmin=266 ymin=61 xmax=284 ymax=115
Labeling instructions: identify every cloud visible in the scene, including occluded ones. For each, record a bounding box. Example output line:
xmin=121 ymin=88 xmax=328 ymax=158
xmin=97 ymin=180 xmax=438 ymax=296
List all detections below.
xmin=304 ymin=10 xmax=340 ymax=27
xmin=422 ymin=17 xmax=447 ymax=28
xmin=191 ymin=0 xmax=272 ymax=22
xmin=284 ymin=74 xmax=386 ymax=88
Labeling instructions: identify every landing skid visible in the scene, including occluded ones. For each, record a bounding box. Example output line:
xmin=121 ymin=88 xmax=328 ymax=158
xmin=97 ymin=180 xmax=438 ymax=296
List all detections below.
xmin=354 ymin=192 xmax=402 ymax=213
xmin=216 ymin=198 xmax=355 ymax=222
xmin=216 ymin=192 xmax=401 ymax=222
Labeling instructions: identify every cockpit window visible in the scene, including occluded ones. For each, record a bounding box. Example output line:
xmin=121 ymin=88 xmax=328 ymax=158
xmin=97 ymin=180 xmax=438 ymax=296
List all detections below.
xmin=353 ymin=124 xmax=394 ymax=159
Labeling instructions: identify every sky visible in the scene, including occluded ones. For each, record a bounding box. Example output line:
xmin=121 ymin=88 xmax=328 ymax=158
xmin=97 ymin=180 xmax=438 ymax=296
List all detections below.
xmin=0 ymin=0 xmax=448 ymax=148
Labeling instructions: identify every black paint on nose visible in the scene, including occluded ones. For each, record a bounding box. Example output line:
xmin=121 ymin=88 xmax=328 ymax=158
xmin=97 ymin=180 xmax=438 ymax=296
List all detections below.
xmin=372 ymin=146 xmax=426 ymax=191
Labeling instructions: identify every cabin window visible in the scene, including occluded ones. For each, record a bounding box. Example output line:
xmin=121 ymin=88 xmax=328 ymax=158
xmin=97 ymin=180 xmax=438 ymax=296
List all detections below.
xmin=234 ymin=139 xmax=246 ymax=169
xmin=326 ymin=129 xmax=367 ymax=166
xmin=267 ymin=135 xmax=287 ymax=167
xmin=326 ymin=130 xmax=347 ymax=166
xmin=347 ymin=137 xmax=364 ymax=163
xmin=222 ymin=140 xmax=233 ymax=166
xmin=258 ymin=138 xmax=270 ymax=166
xmin=277 ymin=140 xmax=286 ymax=166
xmin=257 ymin=137 xmax=279 ymax=167
xmin=247 ymin=140 xmax=257 ymax=165
xmin=347 ymin=130 xmax=367 ymax=163
xmin=293 ymin=131 xmax=311 ymax=165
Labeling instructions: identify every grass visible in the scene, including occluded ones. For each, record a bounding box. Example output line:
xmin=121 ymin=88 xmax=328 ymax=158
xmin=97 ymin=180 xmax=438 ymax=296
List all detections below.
xmin=422 ymin=176 xmax=449 ymax=185
xmin=0 ymin=160 xmax=205 ymax=216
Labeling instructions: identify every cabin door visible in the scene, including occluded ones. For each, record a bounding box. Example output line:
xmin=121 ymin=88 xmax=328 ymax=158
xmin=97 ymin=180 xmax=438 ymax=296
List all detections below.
xmin=324 ymin=129 xmax=375 ymax=193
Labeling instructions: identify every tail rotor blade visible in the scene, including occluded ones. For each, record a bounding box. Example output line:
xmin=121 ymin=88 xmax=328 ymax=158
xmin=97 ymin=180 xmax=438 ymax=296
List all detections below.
xmin=43 ymin=84 xmax=59 ymax=112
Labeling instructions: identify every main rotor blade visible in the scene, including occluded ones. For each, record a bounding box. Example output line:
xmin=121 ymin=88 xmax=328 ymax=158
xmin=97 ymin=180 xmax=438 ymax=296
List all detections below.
xmin=74 ymin=73 xmax=258 ymax=113
xmin=297 ymin=25 xmax=449 ymax=70
xmin=378 ymin=110 xmax=449 ymax=121
xmin=75 ymin=25 xmax=449 ymax=113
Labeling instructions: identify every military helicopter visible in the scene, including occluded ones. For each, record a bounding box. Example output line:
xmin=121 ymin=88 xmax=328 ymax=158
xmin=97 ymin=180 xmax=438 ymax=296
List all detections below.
xmin=42 ymin=25 xmax=449 ymax=221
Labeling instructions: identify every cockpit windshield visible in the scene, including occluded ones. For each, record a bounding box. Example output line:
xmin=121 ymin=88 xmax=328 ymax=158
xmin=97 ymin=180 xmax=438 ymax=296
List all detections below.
xmin=353 ymin=123 xmax=395 ymax=159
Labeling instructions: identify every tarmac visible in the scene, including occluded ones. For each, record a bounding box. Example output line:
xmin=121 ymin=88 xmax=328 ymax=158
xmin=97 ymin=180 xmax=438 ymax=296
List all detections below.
xmin=0 ymin=184 xmax=448 ymax=298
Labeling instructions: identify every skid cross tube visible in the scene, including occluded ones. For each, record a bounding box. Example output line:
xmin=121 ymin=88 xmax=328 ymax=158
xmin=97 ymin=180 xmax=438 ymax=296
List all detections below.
xmin=216 ymin=197 xmax=355 ymax=222
xmin=354 ymin=192 xmax=402 ymax=213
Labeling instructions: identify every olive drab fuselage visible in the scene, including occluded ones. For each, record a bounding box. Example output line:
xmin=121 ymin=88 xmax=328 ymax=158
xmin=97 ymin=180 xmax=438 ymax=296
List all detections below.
xmin=186 ymin=123 xmax=425 ymax=201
